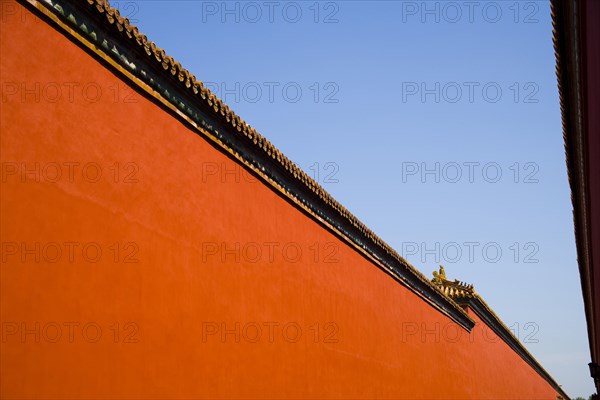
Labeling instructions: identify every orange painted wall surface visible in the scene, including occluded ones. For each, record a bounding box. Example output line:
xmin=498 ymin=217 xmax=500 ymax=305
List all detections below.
xmin=1 ymin=2 xmax=560 ymax=399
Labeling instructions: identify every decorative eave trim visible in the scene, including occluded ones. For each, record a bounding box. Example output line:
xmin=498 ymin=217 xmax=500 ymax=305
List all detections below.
xmin=552 ymin=0 xmax=596 ymax=370
xmin=20 ymin=0 xmax=475 ymax=329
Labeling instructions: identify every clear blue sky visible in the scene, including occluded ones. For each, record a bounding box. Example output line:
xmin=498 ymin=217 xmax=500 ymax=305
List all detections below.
xmin=118 ymin=0 xmax=593 ymax=396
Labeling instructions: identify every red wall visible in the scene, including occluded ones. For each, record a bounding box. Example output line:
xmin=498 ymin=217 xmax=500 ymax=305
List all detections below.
xmin=0 ymin=2 xmax=561 ymax=398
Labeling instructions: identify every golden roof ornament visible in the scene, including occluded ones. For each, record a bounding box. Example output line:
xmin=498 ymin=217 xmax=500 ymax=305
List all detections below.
xmin=431 ymin=266 xmax=475 ymax=299
xmin=432 ymin=265 xmax=447 ymax=283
